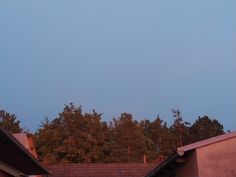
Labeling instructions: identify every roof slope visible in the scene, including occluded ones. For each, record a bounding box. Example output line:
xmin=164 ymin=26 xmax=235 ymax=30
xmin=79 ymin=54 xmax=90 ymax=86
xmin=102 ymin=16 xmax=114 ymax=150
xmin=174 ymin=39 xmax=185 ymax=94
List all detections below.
xmin=0 ymin=127 xmax=50 ymax=175
xmin=48 ymin=163 xmax=157 ymax=177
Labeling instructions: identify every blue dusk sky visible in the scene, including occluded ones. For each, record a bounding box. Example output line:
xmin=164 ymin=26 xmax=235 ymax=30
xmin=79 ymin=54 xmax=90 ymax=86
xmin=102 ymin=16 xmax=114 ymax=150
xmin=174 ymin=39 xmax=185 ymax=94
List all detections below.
xmin=0 ymin=0 xmax=236 ymax=132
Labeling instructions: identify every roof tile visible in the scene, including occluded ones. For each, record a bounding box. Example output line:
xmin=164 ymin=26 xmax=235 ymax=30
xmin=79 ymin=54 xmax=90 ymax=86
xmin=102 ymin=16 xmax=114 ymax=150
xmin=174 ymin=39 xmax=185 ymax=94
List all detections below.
xmin=47 ymin=163 xmax=158 ymax=177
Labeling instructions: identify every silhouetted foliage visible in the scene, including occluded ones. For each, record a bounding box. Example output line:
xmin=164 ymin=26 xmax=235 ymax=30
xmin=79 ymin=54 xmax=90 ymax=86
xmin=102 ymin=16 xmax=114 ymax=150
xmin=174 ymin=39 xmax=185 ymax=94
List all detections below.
xmin=170 ymin=108 xmax=191 ymax=146
xmin=189 ymin=116 xmax=224 ymax=142
xmin=0 ymin=110 xmax=22 ymax=133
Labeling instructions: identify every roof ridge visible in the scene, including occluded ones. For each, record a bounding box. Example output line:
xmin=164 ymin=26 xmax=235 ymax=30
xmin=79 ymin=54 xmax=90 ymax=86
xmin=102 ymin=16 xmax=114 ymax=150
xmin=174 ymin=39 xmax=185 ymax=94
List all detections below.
xmin=177 ymin=131 xmax=236 ymax=155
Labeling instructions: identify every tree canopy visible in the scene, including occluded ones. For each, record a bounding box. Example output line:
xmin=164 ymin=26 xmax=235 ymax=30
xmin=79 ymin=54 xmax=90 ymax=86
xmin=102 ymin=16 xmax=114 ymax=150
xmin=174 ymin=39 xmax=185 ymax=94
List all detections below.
xmin=1 ymin=104 xmax=225 ymax=164
xmin=189 ymin=116 xmax=224 ymax=142
xmin=34 ymin=105 xmax=225 ymax=164
xmin=106 ymin=113 xmax=157 ymax=163
xmin=35 ymin=103 xmax=108 ymax=164
xmin=0 ymin=109 xmax=22 ymax=133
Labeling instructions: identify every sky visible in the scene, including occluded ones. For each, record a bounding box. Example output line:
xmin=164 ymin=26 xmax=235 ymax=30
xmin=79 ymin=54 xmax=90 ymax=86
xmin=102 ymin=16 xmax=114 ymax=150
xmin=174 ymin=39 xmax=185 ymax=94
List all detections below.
xmin=0 ymin=0 xmax=236 ymax=132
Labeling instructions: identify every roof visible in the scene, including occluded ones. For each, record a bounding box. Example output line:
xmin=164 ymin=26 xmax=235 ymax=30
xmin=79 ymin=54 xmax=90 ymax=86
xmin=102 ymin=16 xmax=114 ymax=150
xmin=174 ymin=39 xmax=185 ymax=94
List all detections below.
xmin=47 ymin=163 xmax=157 ymax=177
xmin=177 ymin=131 xmax=236 ymax=155
xmin=146 ymin=131 xmax=236 ymax=177
xmin=0 ymin=127 xmax=50 ymax=175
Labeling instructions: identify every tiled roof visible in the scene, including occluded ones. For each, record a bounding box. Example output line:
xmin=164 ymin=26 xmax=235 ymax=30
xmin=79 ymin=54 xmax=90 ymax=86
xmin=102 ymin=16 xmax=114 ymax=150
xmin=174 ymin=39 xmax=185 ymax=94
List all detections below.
xmin=47 ymin=163 xmax=158 ymax=177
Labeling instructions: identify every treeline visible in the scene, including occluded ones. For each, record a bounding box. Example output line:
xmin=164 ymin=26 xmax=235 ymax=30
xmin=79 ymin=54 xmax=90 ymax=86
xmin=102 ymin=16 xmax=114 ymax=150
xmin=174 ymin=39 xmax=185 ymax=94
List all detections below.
xmin=0 ymin=104 xmax=224 ymax=164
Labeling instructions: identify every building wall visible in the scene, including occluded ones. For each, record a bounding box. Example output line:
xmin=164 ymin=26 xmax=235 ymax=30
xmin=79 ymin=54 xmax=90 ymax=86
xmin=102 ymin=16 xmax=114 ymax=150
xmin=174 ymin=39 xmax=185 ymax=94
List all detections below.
xmin=197 ymin=137 xmax=236 ymax=177
xmin=175 ymin=151 xmax=199 ymax=177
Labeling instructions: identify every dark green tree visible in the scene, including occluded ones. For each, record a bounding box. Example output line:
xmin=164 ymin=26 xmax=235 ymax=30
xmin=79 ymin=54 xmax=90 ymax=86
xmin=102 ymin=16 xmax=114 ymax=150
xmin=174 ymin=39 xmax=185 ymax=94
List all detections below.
xmin=189 ymin=116 xmax=224 ymax=142
xmin=0 ymin=110 xmax=22 ymax=133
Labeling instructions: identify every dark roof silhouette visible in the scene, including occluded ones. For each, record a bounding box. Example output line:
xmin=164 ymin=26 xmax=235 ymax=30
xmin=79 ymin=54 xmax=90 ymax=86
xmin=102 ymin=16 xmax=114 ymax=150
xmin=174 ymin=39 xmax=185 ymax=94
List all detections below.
xmin=0 ymin=127 xmax=50 ymax=175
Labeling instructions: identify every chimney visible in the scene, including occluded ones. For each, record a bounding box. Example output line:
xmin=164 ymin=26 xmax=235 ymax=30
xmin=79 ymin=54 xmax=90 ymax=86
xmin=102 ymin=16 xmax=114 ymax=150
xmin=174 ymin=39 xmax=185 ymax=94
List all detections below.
xmin=13 ymin=133 xmax=38 ymax=159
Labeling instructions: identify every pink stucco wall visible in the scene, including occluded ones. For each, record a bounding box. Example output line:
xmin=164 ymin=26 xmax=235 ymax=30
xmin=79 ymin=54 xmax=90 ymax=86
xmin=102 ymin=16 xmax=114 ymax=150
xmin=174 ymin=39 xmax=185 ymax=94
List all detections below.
xmin=197 ymin=137 xmax=236 ymax=177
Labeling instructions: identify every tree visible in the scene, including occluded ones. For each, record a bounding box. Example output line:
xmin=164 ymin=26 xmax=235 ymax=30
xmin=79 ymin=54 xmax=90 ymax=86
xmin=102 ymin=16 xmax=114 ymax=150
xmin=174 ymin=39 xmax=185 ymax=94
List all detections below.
xmin=141 ymin=116 xmax=176 ymax=159
xmin=106 ymin=113 xmax=152 ymax=163
xmin=35 ymin=104 xmax=226 ymax=164
xmin=35 ymin=103 xmax=108 ymax=164
xmin=0 ymin=110 xmax=22 ymax=133
xmin=34 ymin=117 xmax=65 ymax=164
xmin=170 ymin=108 xmax=191 ymax=146
xmin=190 ymin=116 xmax=224 ymax=142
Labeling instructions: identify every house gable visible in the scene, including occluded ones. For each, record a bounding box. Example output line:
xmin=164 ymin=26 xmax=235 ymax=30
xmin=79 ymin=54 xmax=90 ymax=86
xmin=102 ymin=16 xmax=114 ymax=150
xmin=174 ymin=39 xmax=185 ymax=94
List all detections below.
xmin=146 ymin=131 xmax=236 ymax=177
xmin=196 ymin=136 xmax=236 ymax=177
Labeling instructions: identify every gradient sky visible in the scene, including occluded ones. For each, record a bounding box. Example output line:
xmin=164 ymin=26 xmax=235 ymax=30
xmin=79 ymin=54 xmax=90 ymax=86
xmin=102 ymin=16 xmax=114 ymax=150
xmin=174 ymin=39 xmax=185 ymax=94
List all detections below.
xmin=1 ymin=0 xmax=236 ymax=132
